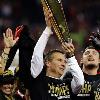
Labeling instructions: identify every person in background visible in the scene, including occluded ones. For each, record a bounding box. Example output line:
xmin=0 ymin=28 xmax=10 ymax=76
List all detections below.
xmin=0 ymin=27 xmax=26 ymax=100
xmin=0 ymin=70 xmax=15 ymax=100
xmin=73 ymin=38 xmax=100 ymax=99
xmin=0 ymin=69 xmax=26 ymax=100
xmin=0 ymin=28 xmax=19 ymax=75
xmin=87 ymin=31 xmax=100 ymax=100
xmin=4 ymin=25 xmax=36 ymax=100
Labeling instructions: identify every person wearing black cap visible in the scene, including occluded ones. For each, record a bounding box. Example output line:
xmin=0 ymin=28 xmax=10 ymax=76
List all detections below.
xmin=0 ymin=69 xmax=26 ymax=100
xmin=0 ymin=70 xmax=15 ymax=100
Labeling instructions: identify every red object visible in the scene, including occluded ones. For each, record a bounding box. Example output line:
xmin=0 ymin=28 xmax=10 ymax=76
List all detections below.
xmin=97 ymin=72 xmax=100 ymax=74
xmin=14 ymin=25 xmax=24 ymax=39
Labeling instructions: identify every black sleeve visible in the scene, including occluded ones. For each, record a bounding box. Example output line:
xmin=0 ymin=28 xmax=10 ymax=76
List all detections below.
xmin=90 ymin=79 xmax=100 ymax=100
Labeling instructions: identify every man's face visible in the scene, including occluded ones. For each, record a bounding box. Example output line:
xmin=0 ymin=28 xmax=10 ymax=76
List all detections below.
xmin=46 ymin=52 xmax=66 ymax=78
xmin=82 ymin=48 xmax=100 ymax=69
xmin=1 ymin=83 xmax=14 ymax=95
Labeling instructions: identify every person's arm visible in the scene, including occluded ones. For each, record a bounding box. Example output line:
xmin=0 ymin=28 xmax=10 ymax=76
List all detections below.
xmin=31 ymin=27 xmax=52 ymax=78
xmin=8 ymin=49 xmax=19 ymax=75
xmin=61 ymin=41 xmax=84 ymax=94
xmin=1 ymin=28 xmax=19 ymax=70
xmin=1 ymin=47 xmax=11 ymax=68
xmin=31 ymin=7 xmax=53 ymax=78
xmin=67 ymin=56 xmax=84 ymax=94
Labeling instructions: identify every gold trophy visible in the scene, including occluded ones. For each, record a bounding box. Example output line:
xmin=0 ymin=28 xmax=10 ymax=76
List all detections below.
xmin=41 ymin=0 xmax=70 ymax=43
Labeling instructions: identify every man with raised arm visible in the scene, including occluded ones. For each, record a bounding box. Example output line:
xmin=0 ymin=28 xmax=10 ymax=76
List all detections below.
xmin=30 ymin=8 xmax=84 ymax=100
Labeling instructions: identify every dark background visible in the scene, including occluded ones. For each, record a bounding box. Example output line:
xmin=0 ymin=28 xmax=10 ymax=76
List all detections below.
xmin=0 ymin=0 xmax=100 ymax=62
